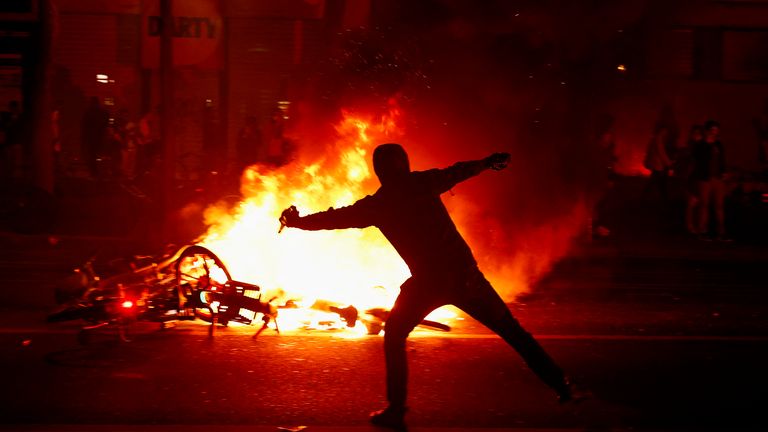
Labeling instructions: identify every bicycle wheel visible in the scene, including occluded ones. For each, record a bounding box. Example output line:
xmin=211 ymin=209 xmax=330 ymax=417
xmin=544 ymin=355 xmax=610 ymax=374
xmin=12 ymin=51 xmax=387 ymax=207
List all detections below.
xmin=174 ymin=245 xmax=233 ymax=323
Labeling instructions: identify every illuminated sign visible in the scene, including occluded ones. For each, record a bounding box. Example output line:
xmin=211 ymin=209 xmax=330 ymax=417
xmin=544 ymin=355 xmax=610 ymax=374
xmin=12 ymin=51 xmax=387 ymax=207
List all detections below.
xmin=141 ymin=0 xmax=222 ymax=69
xmin=146 ymin=16 xmax=217 ymax=39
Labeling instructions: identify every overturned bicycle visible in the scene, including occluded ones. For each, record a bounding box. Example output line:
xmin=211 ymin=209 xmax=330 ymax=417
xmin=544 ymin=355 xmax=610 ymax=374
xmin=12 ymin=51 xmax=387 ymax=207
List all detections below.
xmin=47 ymin=244 xmax=450 ymax=343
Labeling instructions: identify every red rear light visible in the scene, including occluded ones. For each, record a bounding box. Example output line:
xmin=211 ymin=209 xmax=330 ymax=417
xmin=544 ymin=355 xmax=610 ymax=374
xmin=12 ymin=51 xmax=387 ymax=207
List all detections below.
xmin=121 ymin=300 xmax=134 ymax=309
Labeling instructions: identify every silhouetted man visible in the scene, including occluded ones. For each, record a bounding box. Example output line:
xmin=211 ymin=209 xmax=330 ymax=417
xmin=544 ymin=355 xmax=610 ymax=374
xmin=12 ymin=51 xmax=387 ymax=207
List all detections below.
xmin=280 ymin=143 xmax=581 ymax=429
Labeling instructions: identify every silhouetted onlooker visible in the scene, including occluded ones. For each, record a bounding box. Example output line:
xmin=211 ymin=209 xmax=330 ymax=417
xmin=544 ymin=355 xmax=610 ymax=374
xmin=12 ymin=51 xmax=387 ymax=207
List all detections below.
xmin=674 ymin=125 xmax=703 ymax=235
xmin=104 ymin=123 xmax=123 ymax=179
xmin=691 ymin=120 xmax=730 ymax=241
xmin=262 ymin=108 xmax=287 ymax=167
xmin=80 ymin=96 xmax=110 ymax=179
xmin=643 ymin=125 xmax=674 ymax=204
xmin=121 ymin=121 xmax=140 ymax=180
xmin=236 ymin=115 xmax=262 ymax=172
xmin=591 ymin=113 xmax=617 ymax=238
xmin=138 ymin=107 xmax=160 ymax=176
xmin=280 ymin=143 xmax=586 ymax=429
xmin=201 ymin=101 xmax=222 ymax=174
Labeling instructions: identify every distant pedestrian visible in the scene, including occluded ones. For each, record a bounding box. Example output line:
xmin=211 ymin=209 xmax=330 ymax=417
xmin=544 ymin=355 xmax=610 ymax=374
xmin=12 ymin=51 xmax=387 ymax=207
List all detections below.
xmin=236 ymin=115 xmax=262 ymax=172
xmin=691 ymin=120 xmax=730 ymax=241
xmin=201 ymin=100 xmax=222 ymax=174
xmin=138 ymin=107 xmax=160 ymax=176
xmin=591 ymin=113 xmax=617 ymax=238
xmin=262 ymin=108 xmax=287 ymax=167
xmin=120 ymin=121 xmax=140 ymax=180
xmin=673 ymin=125 xmax=703 ymax=235
xmin=104 ymin=123 xmax=123 ymax=179
xmin=51 ymin=106 xmax=62 ymax=180
xmin=643 ymin=125 xmax=674 ymax=204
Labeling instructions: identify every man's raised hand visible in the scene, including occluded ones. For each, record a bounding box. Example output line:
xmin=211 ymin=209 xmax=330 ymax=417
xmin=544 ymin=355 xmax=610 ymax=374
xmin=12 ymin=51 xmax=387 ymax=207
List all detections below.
xmin=485 ymin=152 xmax=511 ymax=171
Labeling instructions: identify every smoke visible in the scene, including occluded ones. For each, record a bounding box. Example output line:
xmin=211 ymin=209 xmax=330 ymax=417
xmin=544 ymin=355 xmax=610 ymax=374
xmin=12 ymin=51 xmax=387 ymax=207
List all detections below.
xmin=398 ymin=93 xmax=594 ymax=299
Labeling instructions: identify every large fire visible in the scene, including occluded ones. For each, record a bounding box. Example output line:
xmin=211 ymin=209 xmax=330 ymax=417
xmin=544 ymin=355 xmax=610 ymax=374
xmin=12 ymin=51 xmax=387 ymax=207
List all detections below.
xmin=199 ymin=106 xmax=421 ymax=334
xmin=197 ymin=104 xmax=585 ymax=335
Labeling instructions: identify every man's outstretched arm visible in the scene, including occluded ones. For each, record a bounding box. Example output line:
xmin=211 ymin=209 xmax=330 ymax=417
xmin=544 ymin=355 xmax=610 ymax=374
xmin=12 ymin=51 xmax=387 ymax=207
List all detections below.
xmin=280 ymin=196 xmax=376 ymax=231
xmin=426 ymin=152 xmax=510 ymax=194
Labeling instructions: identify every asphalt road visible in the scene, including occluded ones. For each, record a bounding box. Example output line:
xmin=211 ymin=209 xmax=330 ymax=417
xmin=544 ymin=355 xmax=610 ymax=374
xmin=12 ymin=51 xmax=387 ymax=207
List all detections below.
xmin=1 ymin=233 xmax=767 ymax=431
xmin=1 ymin=322 xmax=767 ymax=431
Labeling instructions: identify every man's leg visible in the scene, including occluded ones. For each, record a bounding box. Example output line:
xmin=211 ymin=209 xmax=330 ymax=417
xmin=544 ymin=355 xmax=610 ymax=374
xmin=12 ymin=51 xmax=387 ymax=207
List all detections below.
xmin=383 ymin=280 xmax=439 ymax=409
xmin=371 ymin=279 xmax=440 ymax=429
xmin=455 ymin=271 xmax=571 ymax=399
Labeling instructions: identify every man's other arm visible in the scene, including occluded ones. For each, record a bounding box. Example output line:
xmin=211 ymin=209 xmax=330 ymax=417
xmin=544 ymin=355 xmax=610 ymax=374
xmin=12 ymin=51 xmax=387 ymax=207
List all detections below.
xmin=425 ymin=153 xmax=510 ymax=194
xmin=287 ymin=196 xmax=376 ymax=231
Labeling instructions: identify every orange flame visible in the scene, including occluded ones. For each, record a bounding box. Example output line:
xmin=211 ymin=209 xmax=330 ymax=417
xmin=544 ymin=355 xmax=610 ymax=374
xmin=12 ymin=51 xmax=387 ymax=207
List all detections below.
xmin=199 ymin=101 xmax=585 ymax=334
xmin=199 ymin=106 xmax=415 ymax=333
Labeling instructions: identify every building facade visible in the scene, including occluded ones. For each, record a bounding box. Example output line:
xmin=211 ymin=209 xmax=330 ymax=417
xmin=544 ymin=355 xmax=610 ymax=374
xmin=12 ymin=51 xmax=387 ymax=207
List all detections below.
xmin=47 ymin=0 xmax=332 ymax=173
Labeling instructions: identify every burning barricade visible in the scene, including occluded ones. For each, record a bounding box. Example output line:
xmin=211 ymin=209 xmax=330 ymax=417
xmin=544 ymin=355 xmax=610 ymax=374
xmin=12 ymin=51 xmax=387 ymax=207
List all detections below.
xmin=47 ymin=102 xmax=574 ymax=341
xmin=48 ymin=243 xmax=451 ymax=342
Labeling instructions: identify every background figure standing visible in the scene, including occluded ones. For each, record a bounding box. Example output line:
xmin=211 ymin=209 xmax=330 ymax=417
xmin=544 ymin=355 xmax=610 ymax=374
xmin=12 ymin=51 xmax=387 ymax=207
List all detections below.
xmin=673 ymin=125 xmax=703 ymax=235
xmin=236 ymin=115 xmax=262 ymax=172
xmin=120 ymin=121 xmax=140 ymax=180
xmin=104 ymin=122 xmax=123 ymax=179
xmin=51 ymin=106 xmax=62 ymax=180
xmin=261 ymin=108 xmax=287 ymax=167
xmin=591 ymin=113 xmax=617 ymax=238
xmin=80 ymin=96 xmax=109 ymax=179
xmin=280 ymin=144 xmax=584 ymax=430
xmin=643 ymin=125 xmax=674 ymax=203
xmin=691 ymin=120 xmax=729 ymax=241
xmin=201 ymin=101 xmax=222 ymax=175
xmin=138 ymin=107 xmax=160 ymax=177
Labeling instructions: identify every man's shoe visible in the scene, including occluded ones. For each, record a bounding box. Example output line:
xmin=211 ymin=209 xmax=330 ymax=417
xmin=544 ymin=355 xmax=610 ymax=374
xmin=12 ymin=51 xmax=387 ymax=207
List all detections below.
xmin=370 ymin=405 xmax=407 ymax=430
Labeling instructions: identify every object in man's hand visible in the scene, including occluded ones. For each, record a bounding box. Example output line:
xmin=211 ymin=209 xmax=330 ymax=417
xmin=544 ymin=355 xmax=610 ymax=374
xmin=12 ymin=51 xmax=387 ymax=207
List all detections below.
xmin=278 ymin=205 xmax=298 ymax=233
xmin=487 ymin=152 xmax=511 ymax=171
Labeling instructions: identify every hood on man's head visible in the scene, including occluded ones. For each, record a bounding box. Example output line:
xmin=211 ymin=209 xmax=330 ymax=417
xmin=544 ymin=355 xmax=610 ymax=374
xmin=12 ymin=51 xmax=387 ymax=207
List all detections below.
xmin=373 ymin=143 xmax=410 ymax=184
